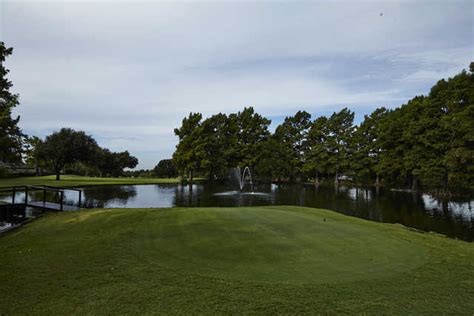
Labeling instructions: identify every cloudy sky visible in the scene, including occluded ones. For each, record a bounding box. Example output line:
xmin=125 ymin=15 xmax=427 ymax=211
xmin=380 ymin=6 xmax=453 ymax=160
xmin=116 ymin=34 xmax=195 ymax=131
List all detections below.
xmin=1 ymin=0 xmax=473 ymax=169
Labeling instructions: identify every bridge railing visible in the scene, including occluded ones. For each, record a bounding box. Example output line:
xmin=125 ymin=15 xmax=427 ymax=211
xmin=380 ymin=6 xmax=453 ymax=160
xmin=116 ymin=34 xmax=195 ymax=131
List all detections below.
xmin=0 ymin=185 xmax=83 ymax=210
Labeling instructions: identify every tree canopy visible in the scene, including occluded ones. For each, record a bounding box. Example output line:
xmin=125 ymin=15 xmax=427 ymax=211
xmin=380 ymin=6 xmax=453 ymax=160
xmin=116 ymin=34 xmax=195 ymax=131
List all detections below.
xmin=0 ymin=42 xmax=23 ymax=163
xmin=36 ymin=128 xmax=139 ymax=180
xmin=172 ymin=63 xmax=474 ymax=193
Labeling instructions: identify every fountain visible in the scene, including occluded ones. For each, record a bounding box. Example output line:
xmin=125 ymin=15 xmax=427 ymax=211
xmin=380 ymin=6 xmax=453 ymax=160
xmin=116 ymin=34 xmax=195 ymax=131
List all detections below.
xmin=235 ymin=166 xmax=252 ymax=191
xmin=212 ymin=166 xmax=269 ymax=197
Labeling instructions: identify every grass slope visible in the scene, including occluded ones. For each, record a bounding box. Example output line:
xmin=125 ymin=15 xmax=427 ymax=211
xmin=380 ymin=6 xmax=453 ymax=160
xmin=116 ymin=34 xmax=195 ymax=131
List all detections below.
xmin=0 ymin=206 xmax=473 ymax=314
xmin=0 ymin=175 xmax=181 ymax=188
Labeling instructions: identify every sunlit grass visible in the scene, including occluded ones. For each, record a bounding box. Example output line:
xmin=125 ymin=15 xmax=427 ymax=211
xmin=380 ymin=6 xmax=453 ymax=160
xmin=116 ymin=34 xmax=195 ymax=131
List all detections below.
xmin=0 ymin=175 xmax=182 ymax=188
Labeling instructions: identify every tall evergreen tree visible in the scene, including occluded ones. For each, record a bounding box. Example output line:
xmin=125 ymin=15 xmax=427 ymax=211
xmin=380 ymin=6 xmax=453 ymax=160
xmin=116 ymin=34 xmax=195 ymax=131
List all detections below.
xmin=0 ymin=42 xmax=23 ymax=163
xmin=352 ymin=107 xmax=387 ymax=185
xmin=173 ymin=112 xmax=203 ymax=184
xmin=196 ymin=113 xmax=231 ymax=179
xmin=325 ymin=108 xmax=355 ymax=185
xmin=229 ymin=107 xmax=271 ymax=169
xmin=304 ymin=116 xmax=330 ymax=185
xmin=274 ymin=110 xmax=311 ymax=181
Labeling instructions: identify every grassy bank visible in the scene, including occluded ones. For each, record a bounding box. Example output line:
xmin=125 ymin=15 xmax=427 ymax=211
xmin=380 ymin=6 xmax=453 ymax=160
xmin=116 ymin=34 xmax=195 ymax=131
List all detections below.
xmin=0 ymin=206 xmax=473 ymax=314
xmin=0 ymin=175 xmax=182 ymax=188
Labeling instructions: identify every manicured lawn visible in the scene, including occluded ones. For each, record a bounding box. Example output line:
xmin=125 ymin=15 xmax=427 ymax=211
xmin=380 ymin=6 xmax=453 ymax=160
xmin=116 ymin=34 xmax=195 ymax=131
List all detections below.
xmin=0 ymin=175 xmax=181 ymax=188
xmin=0 ymin=206 xmax=473 ymax=314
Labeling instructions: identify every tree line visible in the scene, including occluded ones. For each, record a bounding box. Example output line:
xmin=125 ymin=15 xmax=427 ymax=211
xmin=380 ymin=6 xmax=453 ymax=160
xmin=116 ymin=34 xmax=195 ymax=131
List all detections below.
xmin=122 ymin=159 xmax=178 ymax=178
xmin=22 ymin=128 xmax=138 ymax=180
xmin=1 ymin=40 xmax=472 ymax=191
xmin=173 ymin=63 xmax=474 ymax=194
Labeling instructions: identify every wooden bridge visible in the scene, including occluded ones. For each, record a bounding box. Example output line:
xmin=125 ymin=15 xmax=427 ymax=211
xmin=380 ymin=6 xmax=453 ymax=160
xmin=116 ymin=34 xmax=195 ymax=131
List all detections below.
xmin=0 ymin=185 xmax=85 ymax=226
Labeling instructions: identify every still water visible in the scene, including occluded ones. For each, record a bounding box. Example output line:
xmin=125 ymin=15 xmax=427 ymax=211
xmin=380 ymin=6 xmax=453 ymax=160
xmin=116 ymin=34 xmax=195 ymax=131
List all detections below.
xmin=1 ymin=183 xmax=473 ymax=241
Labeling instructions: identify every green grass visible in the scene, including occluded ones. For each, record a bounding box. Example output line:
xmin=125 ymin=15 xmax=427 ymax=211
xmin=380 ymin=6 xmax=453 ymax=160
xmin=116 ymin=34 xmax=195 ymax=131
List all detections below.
xmin=0 ymin=206 xmax=473 ymax=314
xmin=0 ymin=174 xmax=182 ymax=188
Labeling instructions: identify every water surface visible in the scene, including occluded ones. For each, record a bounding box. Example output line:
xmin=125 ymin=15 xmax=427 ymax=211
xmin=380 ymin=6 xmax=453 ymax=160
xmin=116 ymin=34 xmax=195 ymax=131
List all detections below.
xmin=1 ymin=183 xmax=472 ymax=241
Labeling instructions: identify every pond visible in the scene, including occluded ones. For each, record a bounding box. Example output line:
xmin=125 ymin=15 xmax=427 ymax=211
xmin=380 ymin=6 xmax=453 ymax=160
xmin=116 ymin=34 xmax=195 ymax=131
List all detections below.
xmin=1 ymin=183 xmax=473 ymax=241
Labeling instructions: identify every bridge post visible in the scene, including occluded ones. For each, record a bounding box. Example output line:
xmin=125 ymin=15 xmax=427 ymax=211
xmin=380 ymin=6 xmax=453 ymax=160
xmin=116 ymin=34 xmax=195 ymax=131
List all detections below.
xmin=43 ymin=188 xmax=46 ymax=205
xmin=60 ymin=191 xmax=64 ymax=211
xmin=12 ymin=187 xmax=16 ymax=205
xmin=25 ymin=186 xmax=28 ymax=205
xmin=78 ymin=190 xmax=82 ymax=208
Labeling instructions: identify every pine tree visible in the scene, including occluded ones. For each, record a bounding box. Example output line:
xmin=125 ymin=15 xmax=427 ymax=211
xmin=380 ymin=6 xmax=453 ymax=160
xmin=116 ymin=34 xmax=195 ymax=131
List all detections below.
xmin=0 ymin=42 xmax=23 ymax=163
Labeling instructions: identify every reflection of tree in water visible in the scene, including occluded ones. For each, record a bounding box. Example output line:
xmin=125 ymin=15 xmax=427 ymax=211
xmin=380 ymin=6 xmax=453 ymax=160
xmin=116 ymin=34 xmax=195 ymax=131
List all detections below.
xmin=23 ymin=190 xmax=67 ymax=205
xmin=173 ymin=184 xmax=203 ymax=207
xmin=81 ymin=186 xmax=137 ymax=208
xmin=274 ymin=184 xmax=473 ymax=241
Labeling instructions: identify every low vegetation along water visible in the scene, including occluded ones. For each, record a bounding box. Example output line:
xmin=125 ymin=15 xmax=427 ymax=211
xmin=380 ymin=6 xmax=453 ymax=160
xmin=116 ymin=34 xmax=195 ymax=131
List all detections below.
xmin=4 ymin=183 xmax=471 ymax=241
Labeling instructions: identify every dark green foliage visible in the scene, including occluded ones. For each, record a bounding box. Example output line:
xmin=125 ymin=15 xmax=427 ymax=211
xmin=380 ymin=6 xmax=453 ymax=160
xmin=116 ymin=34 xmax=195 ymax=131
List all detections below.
xmin=23 ymin=136 xmax=46 ymax=175
xmin=38 ymin=128 xmax=139 ymax=180
xmin=274 ymin=111 xmax=311 ymax=181
xmin=351 ymin=107 xmax=387 ymax=185
xmin=153 ymin=159 xmax=178 ymax=178
xmin=0 ymin=42 xmax=23 ymax=163
xmin=376 ymin=65 xmax=474 ymax=192
xmin=229 ymin=107 xmax=271 ymax=168
xmin=173 ymin=113 xmax=203 ymax=183
xmin=96 ymin=149 xmax=138 ymax=177
xmin=172 ymin=63 xmax=473 ymax=193
xmin=38 ymin=128 xmax=100 ymax=180
xmin=172 ymin=108 xmax=270 ymax=181
xmin=256 ymin=134 xmax=294 ymax=181
xmin=305 ymin=116 xmax=330 ymax=184
xmin=325 ymin=108 xmax=355 ymax=184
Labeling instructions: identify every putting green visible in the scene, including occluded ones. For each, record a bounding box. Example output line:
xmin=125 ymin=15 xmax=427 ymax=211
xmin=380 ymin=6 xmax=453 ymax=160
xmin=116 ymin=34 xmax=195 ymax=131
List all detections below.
xmin=132 ymin=206 xmax=425 ymax=284
xmin=1 ymin=206 xmax=473 ymax=314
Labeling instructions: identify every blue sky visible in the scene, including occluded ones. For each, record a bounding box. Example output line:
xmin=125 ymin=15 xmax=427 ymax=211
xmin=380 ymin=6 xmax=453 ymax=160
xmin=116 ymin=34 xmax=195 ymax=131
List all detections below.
xmin=1 ymin=0 xmax=473 ymax=169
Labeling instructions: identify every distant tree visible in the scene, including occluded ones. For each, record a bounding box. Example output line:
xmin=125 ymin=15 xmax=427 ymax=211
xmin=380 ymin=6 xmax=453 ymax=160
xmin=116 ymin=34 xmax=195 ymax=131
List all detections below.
xmin=169 ymin=63 xmax=473 ymax=193
xmin=38 ymin=128 xmax=100 ymax=180
xmin=0 ymin=42 xmax=23 ymax=163
xmin=325 ymin=108 xmax=355 ymax=185
xmin=173 ymin=112 xmax=203 ymax=184
xmin=229 ymin=107 xmax=271 ymax=168
xmin=154 ymin=159 xmax=178 ymax=178
xmin=305 ymin=116 xmax=330 ymax=185
xmin=426 ymin=65 xmax=474 ymax=192
xmin=24 ymin=136 xmax=45 ymax=175
xmin=351 ymin=107 xmax=387 ymax=185
xmin=96 ymin=148 xmax=138 ymax=177
xmin=116 ymin=150 xmax=139 ymax=171
xmin=274 ymin=110 xmax=311 ymax=181
xmin=195 ymin=113 xmax=232 ymax=179
xmin=173 ymin=108 xmax=271 ymax=182
xmin=255 ymin=134 xmax=294 ymax=181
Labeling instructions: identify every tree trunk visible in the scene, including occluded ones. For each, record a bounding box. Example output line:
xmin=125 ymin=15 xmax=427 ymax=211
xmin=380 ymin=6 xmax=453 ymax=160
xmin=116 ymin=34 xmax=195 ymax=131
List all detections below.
xmin=443 ymin=169 xmax=449 ymax=195
xmin=34 ymin=160 xmax=39 ymax=176
xmin=411 ymin=176 xmax=418 ymax=191
xmin=189 ymin=169 xmax=194 ymax=186
xmin=334 ymin=173 xmax=339 ymax=186
xmin=375 ymin=174 xmax=380 ymax=187
xmin=314 ymin=172 xmax=320 ymax=187
xmin=56 ymin=171 xmax=60 ymax=181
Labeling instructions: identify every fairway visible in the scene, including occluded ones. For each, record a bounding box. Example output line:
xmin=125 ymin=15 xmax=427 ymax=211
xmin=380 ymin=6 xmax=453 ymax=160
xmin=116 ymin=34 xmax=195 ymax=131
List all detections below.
xmin=0 ymin=206 xmax=473 ymax=314
xmin=142 ymin=207 xmax=424 ymax=283
xmin=0 ymin=175 xmax=182 ymax=188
